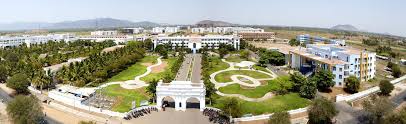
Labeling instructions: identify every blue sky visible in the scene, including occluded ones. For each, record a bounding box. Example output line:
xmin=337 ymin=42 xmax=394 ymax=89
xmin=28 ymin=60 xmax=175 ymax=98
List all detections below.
xmin=1 ymin=0 xmax=405 ymax=36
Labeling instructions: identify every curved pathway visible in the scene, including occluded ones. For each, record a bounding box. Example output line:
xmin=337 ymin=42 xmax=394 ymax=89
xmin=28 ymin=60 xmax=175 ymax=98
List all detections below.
xmin=120 ymin=56 xmax=163 ymax=89
xmin=210 ymin=59 xmax=277 ymax=101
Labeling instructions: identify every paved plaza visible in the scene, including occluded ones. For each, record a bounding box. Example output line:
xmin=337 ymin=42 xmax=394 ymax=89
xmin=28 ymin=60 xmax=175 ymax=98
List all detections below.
xmin=123 ymin=108 xmax=213 ymax=124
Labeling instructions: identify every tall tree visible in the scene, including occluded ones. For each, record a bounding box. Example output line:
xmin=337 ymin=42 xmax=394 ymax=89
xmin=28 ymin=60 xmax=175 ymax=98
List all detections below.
xmin=290 ymin=72 xmax=306 ymax=92
xmin=312 ymin=69 xmax=335 ymax=91
xmin=268 ymin=111 xmax=291 ymax=124
xmin=344 ymin=75 xmax=360 ymax=93
xmin=361 ymin=95 xmax=395 ymax=124
xmin=217 ymin=97 xmax=242 ymax=118
xmin=146 ymin=79 xmax=159 ymax=103
xmin=0 ymin=65 xmax=8 ymax=83
xmin=308 ymin=97 xmax=338 ymax=124
xmin=6 ymin=73 xmax=30 ymax=94
xmin=299 ymin=79 xmax=317 ymax=99
xmin=6 ymin=95 xmax=43 ymax=124
xmin=379 ymin=80 xmax=394 ymax=96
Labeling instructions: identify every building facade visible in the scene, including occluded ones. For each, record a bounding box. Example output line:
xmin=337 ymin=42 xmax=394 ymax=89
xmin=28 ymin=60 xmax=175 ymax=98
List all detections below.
xmin=238 ymin=32 xmax=275 ymax=41
xmin=121 ymin=28 xmax=144 ymax=34
xmin=152 ymin=27 xmax=180 ymax=34
xmin=153 ymin=35 xmax=240 ymax=53
xmin=191 ymin=27 xmax=264 ymax=34
xmin=90 ymin=30 xmax=117 ymax=36
xmin=297 ymin=34 xmax=345 ymax=46
xmin=0 ymin=34 xmax=76 ymax=48
xmin=288 ymin=44 xmax=376 ymax=87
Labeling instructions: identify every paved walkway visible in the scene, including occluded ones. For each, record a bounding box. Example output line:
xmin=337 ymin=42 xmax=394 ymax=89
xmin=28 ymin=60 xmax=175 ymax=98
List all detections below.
xmin=209 ymin=59 xmax=277 ymax=102
xmin=122 ymin=108 xmax=212 ymax=124
xmin=175 ymin=54 xmax=194 ymax=81
xmin=120 ymin=56 xmax=163 ymax=89
xmin=191 ymin=54 xmax=202 ymax=83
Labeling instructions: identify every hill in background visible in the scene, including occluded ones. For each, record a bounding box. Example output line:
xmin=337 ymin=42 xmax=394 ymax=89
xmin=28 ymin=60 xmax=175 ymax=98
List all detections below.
xmin=331 ymin=24 xmax=359 ymax=31
xmin=0 ymin=18 xmax=160 ymax=31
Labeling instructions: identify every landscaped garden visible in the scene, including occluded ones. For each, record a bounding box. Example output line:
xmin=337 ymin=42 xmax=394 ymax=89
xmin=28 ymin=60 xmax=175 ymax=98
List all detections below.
xmin=213 ymin=93 xmax=310 ymax=115
xmin=106 ymin=56 xmax=159 ymax=82
xmin=218 ymin=79 xmax=284 ymax=98
xmin=207 ymin=56 xmax=230 ymax=74
xmin=99 ymin=84 xmax=150 ymax=112
xmin=225 ymin=55 xmax=245 ymax=63
xmin=140 ymin=57 xmax=177 ymax=83
xmin=214 ymin=70 xmax=272 ymax=83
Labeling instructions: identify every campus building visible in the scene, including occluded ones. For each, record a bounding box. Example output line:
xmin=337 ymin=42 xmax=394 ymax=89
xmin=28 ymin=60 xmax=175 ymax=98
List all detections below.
xmin=288 ymin=44 xmax=376 ymax=87
xmin=152 ymin=27 xmax=180 ymax=34
xmin=0 ymin=34 xmax=77 ymax=48
xmin=238 ymin=32 xmax=275 ymax=41
xmin=153 ymin=35 xmax=240 ymax=53
xmin=79 ymin=35 xmax=134 ymax=44
xmin=90 ymin=30 xmax=117 ymax=36
xmin=297 ymin=34 xmax=346 ymax=46
xmin=121 ymin=28 xmax=144 ymax=34
xmin=191 ymin=27 xmax=264 ymax=34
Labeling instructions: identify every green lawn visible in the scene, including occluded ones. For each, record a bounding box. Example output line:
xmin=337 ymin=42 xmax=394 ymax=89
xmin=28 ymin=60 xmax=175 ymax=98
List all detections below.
xmin=213 ymin=93 xmax=310 ymax=115
xmin=218 ymin=80 xmax=281 ymax=98
xmin=140 ymin=57 xmax=177 ymax=83
xmin=106 ymin=56 xmax=159 ymax=82
xmin=237 ymin=77 xmax=254 ymax=84
xmin=100 ymin=84 xmax=150 ymax=112
xmin=214 ymin=70 xmax=272 ymax=83
xmin=253 ymin=65 xmax=270 ymax=73
xmin=207 ymin=56 xmax=230 ymax=74
xmin=225 ymin=56 xmax=245 ymax=63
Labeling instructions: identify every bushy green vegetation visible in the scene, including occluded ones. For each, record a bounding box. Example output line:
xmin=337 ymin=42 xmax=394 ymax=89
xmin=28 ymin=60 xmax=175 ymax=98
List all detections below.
xmin=140 ymin=57 xmax=178 ymax=83
xmin=6 ymin=95 xmax=44 ymax=124
xmin=258 ymin=48 xmax=285 ymax=66
xmin=100 ymin=84 xmax=149 ymax=112
xmin=218 ymin=76 xmax=292 ymax=98
xmin=212 ymin=93 xmax=310 ymax=115
xmin=56 ymin=42 xmax=146 ymax=87
xmin=106 ymin=56 xmax=158 ymax=82
xmin=225 ymin=55 xmax=245 ymax=63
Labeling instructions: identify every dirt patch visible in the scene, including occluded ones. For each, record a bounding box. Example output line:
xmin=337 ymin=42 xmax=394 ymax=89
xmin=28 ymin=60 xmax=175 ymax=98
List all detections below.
xmin=142 ymin=63 xmax=153 ymax=67
xmin=151 ymin=61 xmax=168 ymax=73
xmin=318 ymin=87 xmax=349 ymax=100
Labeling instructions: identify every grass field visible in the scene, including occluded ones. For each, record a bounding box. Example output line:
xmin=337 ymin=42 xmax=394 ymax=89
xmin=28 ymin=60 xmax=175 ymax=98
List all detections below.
xmin=213 ymin=93 xmax=310 ymax=115
xmin=218 ymin=80 xmax=281 ymax=98
xmin=225 ymin=55 xmax=245 ymax=63
xmin=106 ymin=56 xmax=158 ymax=82
xmin=207 ymin=56 xmax=230 ymax=74
xmin=214 ymin=70 xmax=272 ymax=83
xmin=237 ymin=77 xmax=254 ymax=84
xmin=140 ymin=57 xmax=177 ymax=83
xmin=100 ymin=84 xmax=150 ymax=112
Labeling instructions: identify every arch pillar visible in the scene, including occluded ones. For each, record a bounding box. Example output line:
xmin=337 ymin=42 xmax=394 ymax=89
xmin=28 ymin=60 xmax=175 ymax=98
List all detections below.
xmin=199 ymin=97 xmax=205 ymax=111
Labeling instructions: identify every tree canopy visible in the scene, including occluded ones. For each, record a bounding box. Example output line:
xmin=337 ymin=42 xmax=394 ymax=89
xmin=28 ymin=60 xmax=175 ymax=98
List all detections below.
xmin=345 ymin=75 xmax=360 ymax=93
xmin=308 ymin=97 xmax=338 ymax=124
xmin=6 ymin=95 xmax=44 ymax=124
xmin=268 ymin=111 xmax=291 ymax=124
xmin=6 ymin=73 xmax=30 ymax=94
xmin=312 ymin=69 xmax=335 ymax=91
xmin=379 ymin=80 xmax=394 ymax=96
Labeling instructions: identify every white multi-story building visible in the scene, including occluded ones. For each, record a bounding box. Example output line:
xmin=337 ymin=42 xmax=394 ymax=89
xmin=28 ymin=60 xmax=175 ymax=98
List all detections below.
xmin=79 ymin=35 xmax=134 ymax=44
xmin=191 ymin=27 xmax=264 ymax=34
xmin=153 ymin=35 xmax=240 ymax=53
xmin=0 ymin=34 xmax=77 ymax=48
xmin=152 ymin=27 xmax=180 ymax=34
xmin=288 ymin=44 xmax=376 ymax=87
xmin=90 ymin=30 xmax=117 ymax=36
xmin=297 ymin=34 xmax=346 ymax=46
xmin=121 ymin=28 xmax=144 ymax=34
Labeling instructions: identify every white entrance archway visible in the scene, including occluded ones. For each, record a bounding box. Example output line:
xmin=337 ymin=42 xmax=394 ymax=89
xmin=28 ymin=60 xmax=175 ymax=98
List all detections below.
xmin=156 ymin=80 xmax=206 ymax=111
